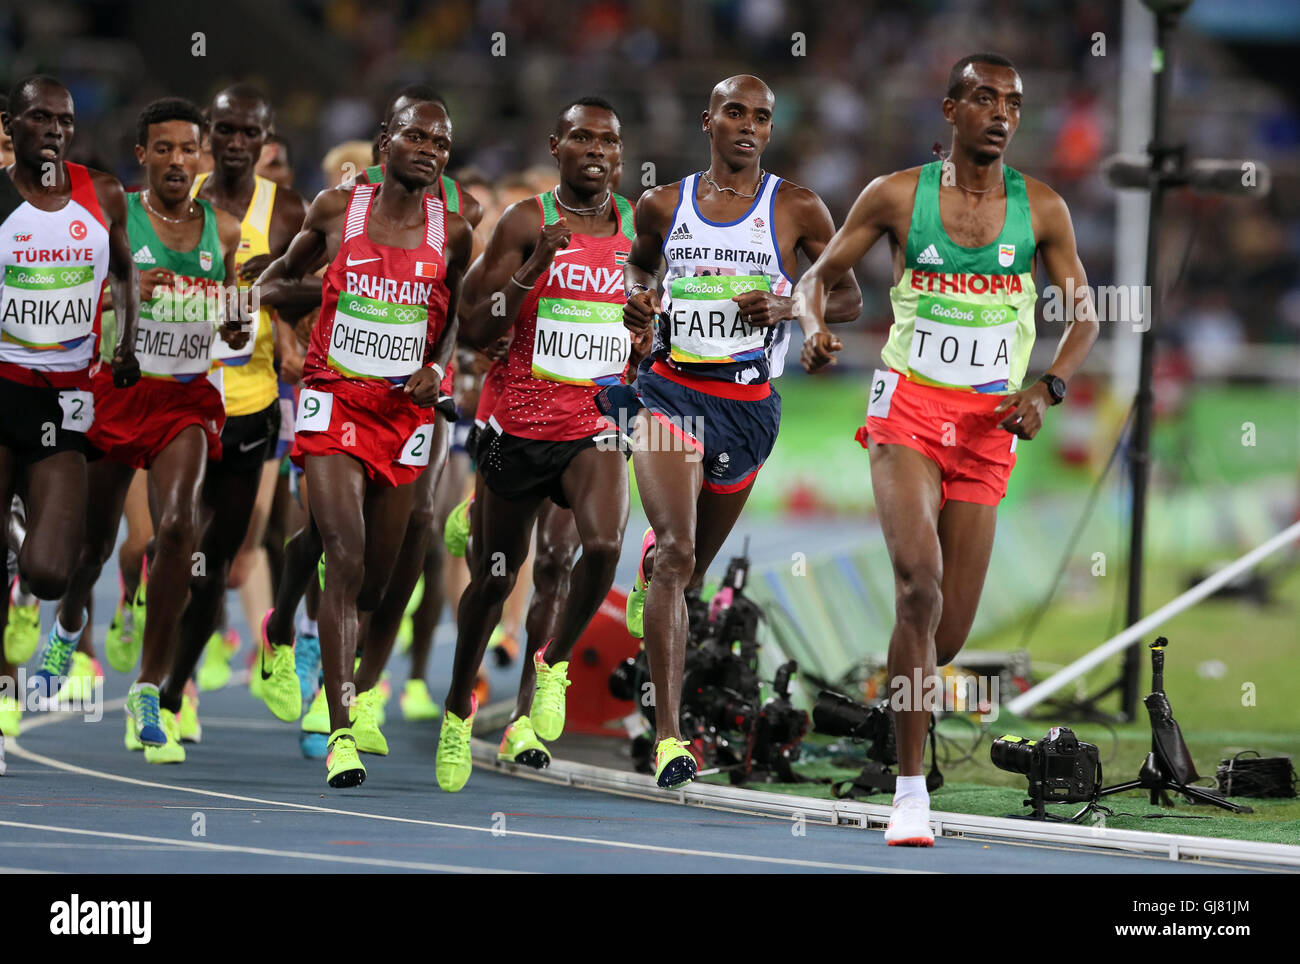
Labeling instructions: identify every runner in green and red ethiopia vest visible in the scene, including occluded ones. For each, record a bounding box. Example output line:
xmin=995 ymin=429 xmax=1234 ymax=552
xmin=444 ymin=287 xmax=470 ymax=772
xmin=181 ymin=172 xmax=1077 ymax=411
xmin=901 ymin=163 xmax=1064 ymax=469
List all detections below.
xmin=794 ymin=53 xmax=1100 ymax=847
xmin=0 ymin=75 xmax=140 ymax=738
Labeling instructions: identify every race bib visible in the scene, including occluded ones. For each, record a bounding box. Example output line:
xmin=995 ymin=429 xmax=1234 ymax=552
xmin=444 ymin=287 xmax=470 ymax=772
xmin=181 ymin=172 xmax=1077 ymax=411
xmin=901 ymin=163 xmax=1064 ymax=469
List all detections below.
xmin=0 ymin=264 xmax=98 ymax=350
xmin=667 ymin=275 xmax=770 ymax=364
xmin=134 ymin=317 xmax=215 ymax=380
xmin=327 ymin=291 xmax=426 ymax=381
xmin=907 ymin=295 xmax=1016 ymax=389
xmin=57 ymin=389 xmax=94 ymax=432
xmin=531 ymin=297 xmax=629 ymax=385
xmin=398 ymin=423 xmax=434 ymax=466
xmin=295 ymin=388 xmax=333 ymax=432
xmin=866 ymin=369 xmax=900 ymax=420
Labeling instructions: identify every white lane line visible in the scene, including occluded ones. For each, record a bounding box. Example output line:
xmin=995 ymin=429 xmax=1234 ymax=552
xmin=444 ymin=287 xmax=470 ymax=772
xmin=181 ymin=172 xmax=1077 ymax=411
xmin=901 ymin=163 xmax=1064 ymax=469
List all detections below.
xmin=6 ymin=740 xmax=926 ymax=874
xmin=0 ymin=820 xmax=517 ymax=874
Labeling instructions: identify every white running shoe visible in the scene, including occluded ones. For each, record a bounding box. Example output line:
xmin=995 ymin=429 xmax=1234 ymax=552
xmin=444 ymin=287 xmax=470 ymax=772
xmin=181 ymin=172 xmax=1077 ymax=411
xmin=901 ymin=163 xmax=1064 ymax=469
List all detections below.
xmin=884 ymin=795 xmax=934 ymax=846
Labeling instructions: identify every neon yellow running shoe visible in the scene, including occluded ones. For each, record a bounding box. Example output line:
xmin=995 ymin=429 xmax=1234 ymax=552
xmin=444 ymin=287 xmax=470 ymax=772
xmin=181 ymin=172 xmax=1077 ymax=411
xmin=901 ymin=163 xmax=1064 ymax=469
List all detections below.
xmin=317 ymin=552 xmax=326 ymax=591
xmin=497 ymin=716 xmax=550 ymax=769
xmin=198 ymin=630 xmax=238 ymax=691
xmin=302 ymin=685 xmax=329 ymax=735
xmin=144 ymin=709 xmax=186 ymax=764
xmin=179 ymin=690 xmax=201 ymax=743
xmin=654 ymin=737 xmax=698 ymax=790
xmin=435 ymin=695 xmax=477 ymax=792
xmin=626 ymin=527 xmax=655 ymax=639
xmin=103 ymin=600 xmax=136 ymax=673
xmin=129 ymin=576 xmax=147 ymax=652
xmin=443 ymin=494 xmax=472 ymax=557
xmin=4 ymin=591 xmax=40 ymax=665
xmin=0 ymin=696 xmax=21 ymax=737
xmin=529 ymin=645 xmax=571 ymax=742
xmin=124 ymin=712 xmax=143 ymax=751
xmin=349 ymin=688 xmax=388 ymax=756
xmin=401 ymin=679 xmax=441 ymax=721
xmin=397 ymin=574 xmax=424 ymax=654
xmin=56 ymin=651 xmax=102 ymax=703
xmin=258 ymin=612 xmax=301 ymax=722
xmin=326 ymin=728 xmax=366 ymax=788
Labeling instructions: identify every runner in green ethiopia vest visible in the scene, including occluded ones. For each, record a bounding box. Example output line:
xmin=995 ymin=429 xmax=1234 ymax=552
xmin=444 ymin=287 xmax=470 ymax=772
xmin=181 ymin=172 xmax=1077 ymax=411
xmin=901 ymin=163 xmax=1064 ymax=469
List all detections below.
xmin=794 ymin=54 xmax=1100 ymax=847
xmin=882 ymin=160 xmax=1037 ymax=394
xmin=101 ymin=192 xmax=227 ymax=380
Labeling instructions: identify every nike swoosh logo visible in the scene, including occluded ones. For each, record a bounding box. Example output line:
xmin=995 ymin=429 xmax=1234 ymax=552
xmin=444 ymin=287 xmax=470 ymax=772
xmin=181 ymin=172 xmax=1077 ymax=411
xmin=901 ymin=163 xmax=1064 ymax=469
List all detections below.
xmin=346 ymin=254 xmax=381 ymax=266
xmin=551 ymin=248 xmax=585 ymax=259
xmin=260 ymin=643 xmax=272 ymax=681
xmin=238 ymin=437 xmax=269 ymax=453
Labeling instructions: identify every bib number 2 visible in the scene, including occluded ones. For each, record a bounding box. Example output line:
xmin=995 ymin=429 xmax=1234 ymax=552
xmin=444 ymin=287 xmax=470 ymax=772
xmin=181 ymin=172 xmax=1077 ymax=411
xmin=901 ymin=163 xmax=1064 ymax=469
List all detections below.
xmin=399 ymin=423 xmax=434 ymax=467
xmin=57 ymin=390 xmax=95 ymax=433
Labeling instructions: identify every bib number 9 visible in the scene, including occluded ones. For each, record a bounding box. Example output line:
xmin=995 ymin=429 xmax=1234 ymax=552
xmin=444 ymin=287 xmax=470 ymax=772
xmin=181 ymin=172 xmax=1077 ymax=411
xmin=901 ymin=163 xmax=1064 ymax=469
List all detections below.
xmin=866 ymin=369 xmax=899 ymax=420
xmin=399 ymin=423 xmax=435 ymax=467
xmin=295 ymin=388 xmax=333 ymax=432
xmin=57 ymin=390 xmax=95 ymax=433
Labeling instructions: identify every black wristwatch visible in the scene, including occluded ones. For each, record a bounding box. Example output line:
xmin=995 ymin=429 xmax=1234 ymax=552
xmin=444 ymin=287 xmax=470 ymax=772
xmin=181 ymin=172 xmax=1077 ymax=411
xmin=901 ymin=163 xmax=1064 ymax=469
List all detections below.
xmin=1039 ymin=372 xmax=1067 ymax=406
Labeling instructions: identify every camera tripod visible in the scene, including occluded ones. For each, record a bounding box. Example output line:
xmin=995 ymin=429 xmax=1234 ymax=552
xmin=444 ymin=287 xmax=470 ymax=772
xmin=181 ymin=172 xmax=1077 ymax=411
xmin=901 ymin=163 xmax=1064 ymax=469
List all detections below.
xmin=1096 ymin=637 xmax=1252 ymax=814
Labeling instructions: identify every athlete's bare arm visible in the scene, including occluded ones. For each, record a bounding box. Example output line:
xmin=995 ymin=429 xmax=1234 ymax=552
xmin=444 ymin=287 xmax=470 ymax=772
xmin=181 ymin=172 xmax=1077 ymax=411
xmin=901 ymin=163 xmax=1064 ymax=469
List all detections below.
xmin=793 ymin=170 xmax=918 ymax=371
xmin=254 ymin=187 xmax=349 ymax=301
xmin=458 ymin=199 xmax=567 ymax=349
xmin=91 ymin=169 xmax=140 ymax=387
xmin=458 ymin=190 xmax=484 ymax=230
xmin=407 ymin=213 xmax=473 ymax=406
xmin=992 ymin=180 xmax=1099 ymax=439
xmin=621 ymin=183 xmax=678 ymax=334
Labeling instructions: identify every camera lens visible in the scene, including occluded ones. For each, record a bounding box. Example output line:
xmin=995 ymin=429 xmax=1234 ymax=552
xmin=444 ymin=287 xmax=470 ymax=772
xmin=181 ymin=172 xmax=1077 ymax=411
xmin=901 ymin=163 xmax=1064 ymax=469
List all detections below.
xmin=990 ymin=734 xmax=1035 ymax=775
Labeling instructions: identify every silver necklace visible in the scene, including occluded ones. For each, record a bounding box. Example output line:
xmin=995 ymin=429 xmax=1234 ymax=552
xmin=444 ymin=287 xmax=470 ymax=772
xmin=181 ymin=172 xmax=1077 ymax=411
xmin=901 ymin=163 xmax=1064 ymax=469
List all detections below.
xmin=700 ymin=169 xmax=764 ymax=199
xmin=142 ymin=189 xmax=199 ymax=223
xmin=553 ymin=187 xmax=610 ymax=217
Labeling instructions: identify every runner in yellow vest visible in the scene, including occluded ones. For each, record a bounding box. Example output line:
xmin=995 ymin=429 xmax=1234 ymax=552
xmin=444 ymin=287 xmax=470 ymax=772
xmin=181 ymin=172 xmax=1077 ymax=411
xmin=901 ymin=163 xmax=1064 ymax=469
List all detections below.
xmin=162 ymin=85 xmax=310 ymax=709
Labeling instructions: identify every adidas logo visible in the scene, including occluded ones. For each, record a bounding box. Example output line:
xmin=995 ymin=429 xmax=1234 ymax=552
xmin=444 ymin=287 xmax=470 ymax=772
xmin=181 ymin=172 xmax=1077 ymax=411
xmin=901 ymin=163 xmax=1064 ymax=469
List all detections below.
xmin=916 ymin=244 xmax=944 ymax=266
xmin=134 ymin=245 xmax=156 ymax=265
xmin=668 ymin=223 xmax=692 ymax=241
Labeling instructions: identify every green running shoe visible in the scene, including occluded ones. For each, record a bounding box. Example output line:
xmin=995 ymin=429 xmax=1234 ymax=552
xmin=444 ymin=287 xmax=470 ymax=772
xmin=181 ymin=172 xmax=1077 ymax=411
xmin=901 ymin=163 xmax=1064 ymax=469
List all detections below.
xmin=103 ymin=600 xmax=135 ymax=673
xmin=124 ymin=712 xmax=143 ymax=751
xmin=397 ymin=574 xmax=423 ymax=655
xmin=317 ymin=552 xmax=326 ymax=591
xmin=0 ymin=696 xmax=22 ymax=738
xmin=654 ymin=737 xmax=698 ymax=790
xmin=302 ymin=685 xmax=329 ymax=734
xmin=436 ymin=695 xmax=477 ymax=792
xmin=129 ymin=575 xmax=147 ymax=653
xmin=258 ymin=612 xmax=302 ymax=722
xmin=626 ymin=527 xmax=655 ymax=639
xmin=144 ymin=709 xmax=186 ymax=764
xmin=349 ymin=688 xmax=388 ymax=756
xmin=4 ymin=589 xmax=40 ymax=665
xmin=55 ymin=651 xmax=102 ymax=703
xmin=497 ymin=716 xmax=550 ymax=769
xmin=179 ymin=691 xmax=202 ymax=743
xmin=326 ymin=728 xmax=366 ymax=788
xmin=401 ymin=679 xmax=441 ymax=721
xmin=443 ymin=494 xmax=472 ymax=557
xmin=529 ymin=645 xmax=571 ymax=742
xmin=197 ymin=630 xmax=237 ymax=691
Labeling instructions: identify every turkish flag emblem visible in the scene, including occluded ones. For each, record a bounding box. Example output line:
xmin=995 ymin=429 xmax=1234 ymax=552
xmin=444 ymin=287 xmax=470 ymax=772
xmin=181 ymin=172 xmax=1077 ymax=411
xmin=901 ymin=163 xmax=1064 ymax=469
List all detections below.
xmin=69 ymin=220 xmax=87 ymax=240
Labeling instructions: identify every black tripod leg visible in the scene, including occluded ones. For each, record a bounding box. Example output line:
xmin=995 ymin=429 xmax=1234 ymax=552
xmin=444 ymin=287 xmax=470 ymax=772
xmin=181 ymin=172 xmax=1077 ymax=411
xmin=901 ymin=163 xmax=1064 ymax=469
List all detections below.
xmin=1176 ymin=784 xmax=1254 ymax=814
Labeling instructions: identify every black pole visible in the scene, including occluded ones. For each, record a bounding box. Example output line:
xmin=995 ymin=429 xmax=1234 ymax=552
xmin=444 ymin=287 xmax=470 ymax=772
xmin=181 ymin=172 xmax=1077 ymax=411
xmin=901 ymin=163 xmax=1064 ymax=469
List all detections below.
xmin=1122 ymin=11 xmax=1178 ymax=721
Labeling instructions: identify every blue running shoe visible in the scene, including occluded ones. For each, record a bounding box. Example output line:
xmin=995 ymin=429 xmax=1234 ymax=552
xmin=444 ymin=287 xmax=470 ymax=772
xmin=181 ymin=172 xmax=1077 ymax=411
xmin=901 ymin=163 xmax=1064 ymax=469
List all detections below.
xmin=300 ymin=732 xmax=329 ymax=759
xmin=32 ymin=623 xmax=79 ymax=704
xmin=294 ymin=631 xmax=321 ymax=704
xmin=126 ymin=683 xmax=167 ymax=746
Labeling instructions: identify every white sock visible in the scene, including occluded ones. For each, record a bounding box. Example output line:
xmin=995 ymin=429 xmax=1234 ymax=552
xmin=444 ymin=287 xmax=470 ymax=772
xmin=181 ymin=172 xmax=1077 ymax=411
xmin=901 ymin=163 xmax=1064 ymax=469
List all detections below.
xmin=297 ymin=612 xmax=318 ymax=638
xmin=12 ymin=583 xmax=37 ymax=607
xmin=893 ymin=775 xmax=929 ymax=808
xmin=55 ymin=613 xmax=85 ymax=644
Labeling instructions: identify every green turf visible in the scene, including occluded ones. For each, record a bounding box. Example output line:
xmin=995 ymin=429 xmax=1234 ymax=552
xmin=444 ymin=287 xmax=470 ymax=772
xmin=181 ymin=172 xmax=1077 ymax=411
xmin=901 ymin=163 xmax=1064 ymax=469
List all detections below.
xmin=729 ymin=561 xmax=1300 ymax=846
